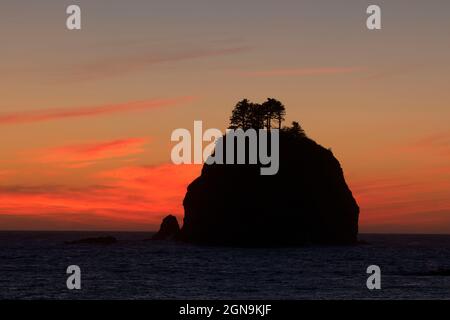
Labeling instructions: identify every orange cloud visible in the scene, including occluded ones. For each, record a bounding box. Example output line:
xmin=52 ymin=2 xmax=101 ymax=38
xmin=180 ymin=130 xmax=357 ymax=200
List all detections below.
xmin=350 ymin=174 xmax=450 ymax=233
xmin=0 ymin=96 xmax=196 ymax=125
xmin=0 ymin=164 xmax=202 ymax=231
xmin=344 ymin=131 xmax=450 ymax=233
xmin=236 ymin=67 xmax=362 ymax=78
xmin=37 ymin=138 xmax=148 ymax=167
xmin=403 ymin=131 xmax=450 ymax=156
xmin=97 ymin=164 xmax=202 ymax=214
xmin=0 ymin=170 xmax=14 ymax=181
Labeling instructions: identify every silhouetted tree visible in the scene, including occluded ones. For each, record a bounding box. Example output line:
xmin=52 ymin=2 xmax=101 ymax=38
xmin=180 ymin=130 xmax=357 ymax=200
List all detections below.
xmin=229 ymin=99 xmax=253 ymax=130
xmin=262 ymin=98 xmax=285 ymax=129
xmin=290 ymin=121 xmax=303 ymax=135
xmin=230 ymin=98 xmax=287 ymax=130
xmin=261 ymin=99 xmax=274 ymax=129
xmin=248 ymin=103 xmax=265 ymax=129
xmin=273 ymin=100 xmax=286 ymax=129
xmin=283 ymin=121 xmax=306 ymax=138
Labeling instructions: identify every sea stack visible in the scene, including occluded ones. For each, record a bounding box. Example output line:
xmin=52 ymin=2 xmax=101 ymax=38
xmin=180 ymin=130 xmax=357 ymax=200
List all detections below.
xmin=177 ymin=130 xmax=359 ymax=246
xmin=152 ymin=215 xmax=181 ymax=240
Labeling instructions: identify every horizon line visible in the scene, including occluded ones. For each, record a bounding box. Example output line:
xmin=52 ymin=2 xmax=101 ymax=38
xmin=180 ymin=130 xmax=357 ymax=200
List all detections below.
xmin=0 ymin=230 xmax=449 ymax=236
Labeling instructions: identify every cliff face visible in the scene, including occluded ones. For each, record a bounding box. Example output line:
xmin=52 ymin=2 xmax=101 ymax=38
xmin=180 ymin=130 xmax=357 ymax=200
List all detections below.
xmin=178 ymin=133 xmax=359 ymax=246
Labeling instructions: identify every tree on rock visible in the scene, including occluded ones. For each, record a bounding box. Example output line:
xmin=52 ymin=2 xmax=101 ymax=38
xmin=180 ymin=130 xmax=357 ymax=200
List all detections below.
xmin=283 ymin=121 xmax=306 ymax=138
xmin=230 ymin=98 xmax=286 ymax=130
xmin=262 ymin=98 xmax=286 ymax=129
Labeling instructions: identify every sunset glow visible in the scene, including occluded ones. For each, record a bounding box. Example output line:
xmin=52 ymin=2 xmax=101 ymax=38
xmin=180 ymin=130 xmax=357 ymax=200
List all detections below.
xmin=1 ymin=0 xmax=449 ymax=233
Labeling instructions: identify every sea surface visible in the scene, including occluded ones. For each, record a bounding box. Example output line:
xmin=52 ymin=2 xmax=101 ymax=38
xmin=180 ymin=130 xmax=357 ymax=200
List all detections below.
xmin=0 ymin=232 xmax=449 ymax=300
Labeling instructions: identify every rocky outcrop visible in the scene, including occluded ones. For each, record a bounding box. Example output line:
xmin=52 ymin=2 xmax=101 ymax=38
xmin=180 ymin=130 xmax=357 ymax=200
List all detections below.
xmin=177 ymin=132 xmax=359 ymax=246
xmin=152 ymin=215 xmax=181 ymax=240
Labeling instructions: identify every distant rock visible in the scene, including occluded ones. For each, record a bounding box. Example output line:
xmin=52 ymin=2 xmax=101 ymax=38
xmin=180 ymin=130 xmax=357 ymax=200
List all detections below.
xmin=65 ymin=236 xmax=117 ymax=245
xmin=177 ymin=131 xmax=359 ymax=246
xmin=152 ymin=215 xmax=181 ymax=240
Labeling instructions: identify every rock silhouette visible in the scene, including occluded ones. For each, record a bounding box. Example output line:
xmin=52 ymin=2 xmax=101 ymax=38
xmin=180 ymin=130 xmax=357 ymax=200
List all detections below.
xmin=152 ymin=99 xmax=361 ymax=246
xmin=152 ymin=215 xmax=181 ymax=240
xmin=177 ymin=129 xmax=359 ymax=246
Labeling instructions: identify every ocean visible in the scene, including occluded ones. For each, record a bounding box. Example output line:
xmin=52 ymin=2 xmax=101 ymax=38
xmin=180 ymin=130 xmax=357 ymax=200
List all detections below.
xmin=0 ymin=232 xmax=449 ymax=300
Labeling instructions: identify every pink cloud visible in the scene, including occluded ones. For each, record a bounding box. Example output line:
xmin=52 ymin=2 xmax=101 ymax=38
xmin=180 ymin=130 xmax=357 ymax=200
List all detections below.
xmin=36 ymin=138 xmax=149 ymax=167
xmin=0 ymin=96 xmax=196 ymax=125
xmin=236 ymin=67 xmax=362 ymax=78
xmin=0 ymin=164 xmax=202 ymax=230
xmin=72 ymin=46 xmax=251 ymax=81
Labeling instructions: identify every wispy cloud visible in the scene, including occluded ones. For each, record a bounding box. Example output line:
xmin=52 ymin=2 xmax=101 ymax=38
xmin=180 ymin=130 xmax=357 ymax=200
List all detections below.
xmin=0 ymin=164 xmax=202 ymax=230
xmin=350 ymin=173 xmax=450 ymax=232
xmin=71 ymin=46 xmax=251 ymax=81
xmin=0 ymin=96 xmax=196 ymax=126
xmin=405 ymin=131 xmax=450 ymax=156
xmin=381 ymin=131 xmax=450 ymax=163
xmin=36 ymin=138 xmax=149 ymax=168
xmin=236 ymin=67 xmax=362 ymax=78
xmin=362 ymin=64 xmax=421 ymax=81
xmin=0 ymin=170 xmax=14 ymax=181
xmin=348 ymin=130 xmax=450 ymax=233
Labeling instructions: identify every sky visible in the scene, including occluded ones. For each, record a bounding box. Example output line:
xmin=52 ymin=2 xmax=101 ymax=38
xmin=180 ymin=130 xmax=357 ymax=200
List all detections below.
xmin=0 ymin=0 xmax=449 ymax=233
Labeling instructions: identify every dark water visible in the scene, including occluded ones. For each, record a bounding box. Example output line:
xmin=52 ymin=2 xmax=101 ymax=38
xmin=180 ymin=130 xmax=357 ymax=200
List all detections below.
xmin=0 ymin=232 xmax=449 ymax=300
